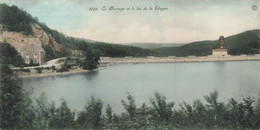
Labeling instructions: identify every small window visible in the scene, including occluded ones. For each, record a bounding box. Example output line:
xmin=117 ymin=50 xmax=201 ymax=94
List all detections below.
xmin=26 ymin=54 xmax=29 ymax=58
xmin=34 ymin=54 xmax=37 ymax=58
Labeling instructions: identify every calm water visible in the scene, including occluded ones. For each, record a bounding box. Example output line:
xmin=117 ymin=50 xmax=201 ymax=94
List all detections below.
xmin=23 ymin=61 xmax=260 ymax=113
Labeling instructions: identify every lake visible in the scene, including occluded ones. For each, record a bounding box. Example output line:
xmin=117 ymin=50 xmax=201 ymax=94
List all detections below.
xmin=23 ymin=61 xmax=260 ymax=113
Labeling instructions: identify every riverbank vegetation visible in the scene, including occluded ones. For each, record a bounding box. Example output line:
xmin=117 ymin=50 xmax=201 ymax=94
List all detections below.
xmin=56 ymin=53 xmax=100 ymax=73
xmin=1 ymin=64 xmax=260 ymax=129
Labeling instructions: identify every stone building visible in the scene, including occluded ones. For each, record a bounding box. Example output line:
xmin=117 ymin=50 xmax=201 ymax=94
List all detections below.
xmin=18 ymin=43 xmax=45 ymax=65
xmin=212 ymin=36 xmax=229 ymax=57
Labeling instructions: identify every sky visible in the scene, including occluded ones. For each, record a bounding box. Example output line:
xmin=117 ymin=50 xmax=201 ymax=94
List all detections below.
xmin=1 ymin=0 xmax=259 ymax=44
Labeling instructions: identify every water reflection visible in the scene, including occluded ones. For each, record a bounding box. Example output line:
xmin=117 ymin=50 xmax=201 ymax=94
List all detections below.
xmin=82 ymin=70 xmax=99 ymax=80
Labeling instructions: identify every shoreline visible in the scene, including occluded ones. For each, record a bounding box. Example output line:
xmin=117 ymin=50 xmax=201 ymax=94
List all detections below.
xmin=100 ymin=55 xmax=260 ymax=64
xmin=17 ymin=55 xmax=260 ymax=78
xmin=17 ymin=67 xmax=105 ymax=79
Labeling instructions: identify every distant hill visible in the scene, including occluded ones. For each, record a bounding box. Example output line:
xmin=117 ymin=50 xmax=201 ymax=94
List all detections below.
xmin=154 ymin=30 xmax=260 ymax=57
xmin=125 ymin=43 xmax=185 ymax=49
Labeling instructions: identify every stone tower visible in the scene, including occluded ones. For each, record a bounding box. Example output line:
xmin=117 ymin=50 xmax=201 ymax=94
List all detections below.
xmin=211 ymin=36 xmax=229 ymax=57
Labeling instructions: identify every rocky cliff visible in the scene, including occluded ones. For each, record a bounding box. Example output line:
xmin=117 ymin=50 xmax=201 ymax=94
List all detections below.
xmin=0 ymin=23 xmax=61 ymax=55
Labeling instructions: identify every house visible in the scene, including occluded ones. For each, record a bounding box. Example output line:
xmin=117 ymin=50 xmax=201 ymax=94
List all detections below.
xmin=18 ymin=43 xmax=45 ymax=65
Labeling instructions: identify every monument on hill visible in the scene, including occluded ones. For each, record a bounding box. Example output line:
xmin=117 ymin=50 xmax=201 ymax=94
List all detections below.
xmin=212 ymin=36 xmax=228 ymax=57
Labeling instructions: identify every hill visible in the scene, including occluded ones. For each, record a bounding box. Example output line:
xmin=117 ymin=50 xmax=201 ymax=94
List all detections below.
xmin=154 ymin=30 xmax=260 ymax=57
xmin=0 ymin=4 xmax=154 ymax=61
xmin=125 ymin=43 xmax=185 ymax=49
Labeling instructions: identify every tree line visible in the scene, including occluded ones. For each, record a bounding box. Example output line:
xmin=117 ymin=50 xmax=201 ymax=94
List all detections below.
xmin=154 ymin=30 xmax=260 ymax=57
xmin=0 ymin=4 xmax=34 ymax=35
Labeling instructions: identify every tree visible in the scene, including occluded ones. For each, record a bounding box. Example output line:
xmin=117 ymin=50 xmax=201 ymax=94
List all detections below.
xmin=77 ymin=97 xmax=103 ymax=129
xmin=121 ymin=93 xmax=136 ymax=117
xmin=0 ymin=67 xmax=35 ymax=128
xmin=43 ymin=45 xmax=56 ymax=61
xmin=81 ymin=49 xmax=100 ymax=70
xmin=0 ymin=64 xmax=13 ymax=75
xmin=0 ymin=42 xmax=24 ymax=67
xmin=50 ymin=100 xmax=75 ymax=129
xmin=0 ymin=4 xmax=34 ymax=35
xmin=106 ymin=104 xmax=113 ymax=122
xmin=150 ymin=92 xmax=174 ymax=124
xmin=255 ymin=94 xmax=260 ymax=127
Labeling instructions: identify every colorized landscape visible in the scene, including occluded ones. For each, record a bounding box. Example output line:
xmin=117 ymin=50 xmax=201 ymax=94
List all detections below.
xmin=0 ymin=0 xmax=260 ymax=129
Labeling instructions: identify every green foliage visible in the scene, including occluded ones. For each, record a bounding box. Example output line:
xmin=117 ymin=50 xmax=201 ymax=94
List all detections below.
xmin=255 ymin=94 xmax=260 ymax=127
xmin=106 ymin=104 xmax=113 ymax=122
xmin=0 ymin=69 xmax=35 ymax=129
xmin=33 ymin=93 xmax=55 ymax=129
xmin=18 ymin=68 xmax=30 ymax=72
xmin=90 ymin=42 xmax=155 ymax=57
xmin=150 ymin=92 xmax=174 ymax=124
xmin=77 ymin=97 xmax=103 ymax=129
xmin=43 ymin=45 xmax=56 ymax=61
xmin=49 ymin=100 xmax=75 ymax=128
xmin=0 ymin=64 xmax=13 ymax=75
xmin=60 ymin=46 xmax=71 ymax=57
xmin=33 ymin=93 xmax=75 ymax=129
xmin=57 ymin=61 xmax=71 ymax=72
xmin=51 ymin=65 xmax=56 ymax=71
xmin=80 ymin=49 xmax=100 ymax=70
xmin=121 ymin=93 xmax=137 ymax=117
xmin=0 ymin=42 xmax=25 ymax=67
xmin=34 ymin=67 xmax=42 ymax=74
xmin=1 ymin=75 xmax=260 ymax=130
xmin=0 ymin=4 xmax=34 ymax=35
xmin=102 ymin=91 xmax=260 ymax=129
xmin=154 ymin=30 xmax=260 ymax=56
xmin=172 ymin=91 xmax=259 ymax=129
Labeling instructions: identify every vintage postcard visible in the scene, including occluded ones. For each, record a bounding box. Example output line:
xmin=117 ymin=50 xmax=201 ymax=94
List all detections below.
xmin=0 ymin=0 xmax=260 ymax=129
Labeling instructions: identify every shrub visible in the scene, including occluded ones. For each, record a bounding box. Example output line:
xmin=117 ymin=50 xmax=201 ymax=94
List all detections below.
xmin=20 ymin=68 xmax=30 ymax=72
xmin=51 ymin=65 xmax=56 ymax=70
xmin=0 ymin=64 xmax=13 ymax=75
xmin=56 ymin=62 xmax=70 ymax=72
xmin=77 ymin=97 xmax=103 ymax=129
xmin=34 ymin=67 xmax=42 ymax=73
xmin=150 ymin=92 xmax=174 ymax=124
xmin=121 ymin=93 xmax=136 ymax=117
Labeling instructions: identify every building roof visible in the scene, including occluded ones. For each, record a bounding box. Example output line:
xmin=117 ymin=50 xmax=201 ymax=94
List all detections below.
xmin=18 ymin=43 xmax=44 ymax=53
